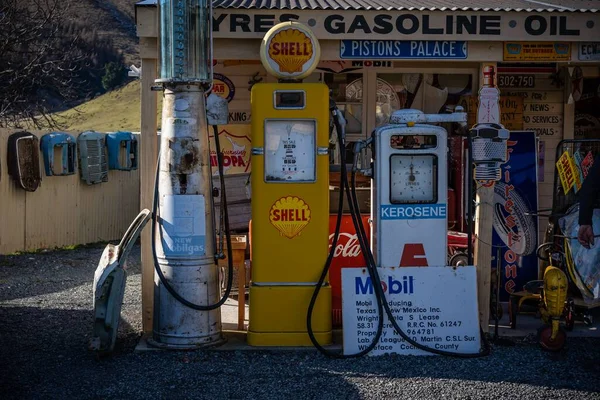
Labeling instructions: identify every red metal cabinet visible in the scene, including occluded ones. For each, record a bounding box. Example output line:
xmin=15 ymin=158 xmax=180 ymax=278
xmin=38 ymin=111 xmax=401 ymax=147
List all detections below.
xmin=329 ymin=214 xmax=370 ymax=327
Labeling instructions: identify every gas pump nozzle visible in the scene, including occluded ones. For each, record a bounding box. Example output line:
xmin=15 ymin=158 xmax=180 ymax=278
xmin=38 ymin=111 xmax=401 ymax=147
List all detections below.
xmin=353 ymin=138 xmax=373 ymax=177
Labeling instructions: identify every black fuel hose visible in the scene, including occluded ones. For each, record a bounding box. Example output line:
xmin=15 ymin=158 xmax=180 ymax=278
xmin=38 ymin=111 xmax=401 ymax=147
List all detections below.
xmin=306 ymin=109 xmax=386 ymax=358
xmin=150 ymin=122 xmax=234 ymax=311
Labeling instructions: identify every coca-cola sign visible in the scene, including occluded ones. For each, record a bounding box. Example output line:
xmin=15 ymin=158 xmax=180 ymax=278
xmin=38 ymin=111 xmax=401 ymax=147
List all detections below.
xmin=329 ymin=232 xmax=362 ymax=258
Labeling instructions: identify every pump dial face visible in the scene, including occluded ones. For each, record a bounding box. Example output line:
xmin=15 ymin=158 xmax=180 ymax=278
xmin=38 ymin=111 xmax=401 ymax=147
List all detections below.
xmin=390 ymin=154 xmax=437 ymax=204
xmin=264 ymin=120 xmax=316 ymax=182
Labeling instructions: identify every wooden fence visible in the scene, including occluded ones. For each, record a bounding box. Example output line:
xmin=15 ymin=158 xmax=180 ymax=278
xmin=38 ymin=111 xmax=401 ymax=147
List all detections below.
xmin=0 ymin=129 xmax=140 ymax=254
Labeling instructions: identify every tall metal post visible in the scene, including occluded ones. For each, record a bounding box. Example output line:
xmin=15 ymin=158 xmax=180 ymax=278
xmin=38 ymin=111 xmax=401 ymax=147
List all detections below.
xmin=148 ymin=0 xmax=223 ymax=349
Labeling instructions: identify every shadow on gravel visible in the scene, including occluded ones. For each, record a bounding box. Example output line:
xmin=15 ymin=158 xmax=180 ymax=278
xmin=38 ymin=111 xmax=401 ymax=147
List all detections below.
xmin=0 ymin=244 xmax=141 ymax=302
xmin=302 ymin=339 xmax=600 ymax=393
xmin=0 ymin=305 xmax=141 ymax=398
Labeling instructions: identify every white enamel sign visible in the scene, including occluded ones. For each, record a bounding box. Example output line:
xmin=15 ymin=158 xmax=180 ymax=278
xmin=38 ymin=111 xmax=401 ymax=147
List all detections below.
xmin=342 ymin=266 xmax=481 ymax=356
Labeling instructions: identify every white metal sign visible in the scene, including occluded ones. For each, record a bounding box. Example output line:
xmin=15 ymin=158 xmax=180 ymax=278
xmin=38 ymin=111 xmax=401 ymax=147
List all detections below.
xmin=160 ymin=195 xmax=206 ymax=256
xmin=264 ymin=120 xmax=316 ymax=182
xmin=579 ymin=42 xmax=600 ymax=61
xmin=342 ymin=266 xmax=481 ymax=356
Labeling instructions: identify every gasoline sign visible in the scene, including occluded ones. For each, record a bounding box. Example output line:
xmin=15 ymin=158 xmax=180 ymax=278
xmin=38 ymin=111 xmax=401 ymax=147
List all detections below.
xmin=260 ymin=21 xmax=321 ymax=80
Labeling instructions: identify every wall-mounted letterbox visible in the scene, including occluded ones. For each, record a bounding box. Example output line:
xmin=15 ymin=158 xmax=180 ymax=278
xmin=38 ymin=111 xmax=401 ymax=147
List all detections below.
xmin=106 ymin=131 xmax=138 ymax=171
xmin=40 ymin=132 xmax=77 ymax=176
xmin=7 ymin=131 xmax=42 ymax=192
xmin=78 ymin=131 xmax=108 ymax=185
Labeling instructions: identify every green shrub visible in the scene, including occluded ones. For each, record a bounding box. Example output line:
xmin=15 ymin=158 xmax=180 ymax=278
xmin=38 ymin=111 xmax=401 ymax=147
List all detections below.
xmin=101 ymin=62 xmax=125 ymax=91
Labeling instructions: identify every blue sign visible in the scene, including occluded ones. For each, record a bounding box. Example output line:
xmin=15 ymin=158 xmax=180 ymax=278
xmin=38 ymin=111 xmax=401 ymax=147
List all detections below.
xmin=380 ymin=204 xmax=446 ymax=220
xmin=340 ymin=40 xmax=468 ymax=59
xmin=491 ymin=131 xmax=539 ymax=301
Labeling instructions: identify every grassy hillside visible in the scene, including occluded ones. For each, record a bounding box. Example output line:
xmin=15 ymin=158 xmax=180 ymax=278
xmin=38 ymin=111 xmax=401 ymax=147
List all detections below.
xmin=53 ymin=80 xmax=162 ymax=132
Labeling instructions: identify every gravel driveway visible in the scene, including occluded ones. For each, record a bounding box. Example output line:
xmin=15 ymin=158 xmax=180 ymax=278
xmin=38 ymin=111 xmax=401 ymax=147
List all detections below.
xmin=1 ymin=243 xmax=599 ymax=400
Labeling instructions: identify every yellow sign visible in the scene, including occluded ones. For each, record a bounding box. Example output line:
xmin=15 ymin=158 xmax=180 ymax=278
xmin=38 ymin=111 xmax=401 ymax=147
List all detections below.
xmin=504 ymin=42 xmax=571 ymax=61
xmin=556 ymin=152 xmax=578 ymax=194
xmin=260 ymin=21 xmax=320 ymax=80
xmin=209 ymin=125 xmax=251 ymax=175
xmin=460 ymin=95 xmax=523 ymax=130
xmin=269 ymin=196 xmax=311 ymax=239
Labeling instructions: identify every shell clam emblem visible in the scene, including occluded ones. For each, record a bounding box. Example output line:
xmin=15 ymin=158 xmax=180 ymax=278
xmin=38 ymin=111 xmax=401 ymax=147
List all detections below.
xmin=268 ymin=29 xmax=313 ymax=73
xmin=269 ymin=196 xmax=311 ymax=239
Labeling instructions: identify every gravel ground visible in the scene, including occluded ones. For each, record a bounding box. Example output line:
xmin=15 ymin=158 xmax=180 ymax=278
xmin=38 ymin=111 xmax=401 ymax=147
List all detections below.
xmin=1 ymin=243 xmax=599 ymax=400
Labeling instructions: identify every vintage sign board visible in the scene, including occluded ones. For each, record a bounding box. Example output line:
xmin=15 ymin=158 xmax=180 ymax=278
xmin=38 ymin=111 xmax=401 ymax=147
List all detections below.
xmin=578 ymin=42 xmax=600 ymax=61
xmin=212 ymin=11 xmax=600 ymax=42
xmin=209 ymin=125 xmax=252 ymax=175
xmin=503 ymin=42 xmax=571 ymax=61
xmin=212 ymin=73 xmax=236 ymax=102
xmin=498 ymin=74 xmax=535 ymax=89
xmin=340 ymin=40 xmax=467 ymax=59
xmin=259 ymin=21 xmax=321 ymax=80
xmin=342 ymin=266 xmax=481 ymax=356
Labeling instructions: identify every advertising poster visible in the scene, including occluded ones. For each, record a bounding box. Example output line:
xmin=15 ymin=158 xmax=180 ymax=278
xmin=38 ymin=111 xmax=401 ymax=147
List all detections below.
xmin=491 ymin=131 xmax=539 ymax=301
xmin=208 ymin=125 xmax=251 ymax=175
xmin=574 ymin=77 xmax=600 ymax=139
xmin=503 ymin=42 xmax=571 ymax=61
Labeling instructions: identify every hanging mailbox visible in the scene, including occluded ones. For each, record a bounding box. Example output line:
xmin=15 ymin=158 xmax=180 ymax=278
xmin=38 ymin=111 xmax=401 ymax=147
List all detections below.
xmin=78 ymin=130 xmax=108 ymax=185
xmin=106 ymin=131 xmax=138 ymax=171
xmin=7 ymin=131 xmax=42 ymax=192
xmin=40 ymin=132 xmax=77 ymax=176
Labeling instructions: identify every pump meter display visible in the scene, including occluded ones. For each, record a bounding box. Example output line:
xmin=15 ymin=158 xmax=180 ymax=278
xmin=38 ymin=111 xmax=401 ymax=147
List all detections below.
xmin=390 ymin=154 xmax=437 ymax=204
xmin=264 ymin=119 xmax=316 ymax=182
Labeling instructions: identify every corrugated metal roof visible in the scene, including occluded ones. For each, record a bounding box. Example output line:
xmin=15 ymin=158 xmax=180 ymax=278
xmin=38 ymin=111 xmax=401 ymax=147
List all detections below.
xmin=136 ymin=0 xmax=600 ymax=12
xmin=211 ymin=0 xmax=600 ymax=12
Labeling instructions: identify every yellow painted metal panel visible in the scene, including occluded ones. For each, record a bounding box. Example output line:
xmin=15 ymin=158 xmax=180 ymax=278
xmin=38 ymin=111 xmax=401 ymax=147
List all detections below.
xmin=248 ymin=83 xmax=331 ymax=346
xmin=250 ymin=83 xmax=330 ymax=284
xmin=247 ymin=286 xmax=332 ymax=346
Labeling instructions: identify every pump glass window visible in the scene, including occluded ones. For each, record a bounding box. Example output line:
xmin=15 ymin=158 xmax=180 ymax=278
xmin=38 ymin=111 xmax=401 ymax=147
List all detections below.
xmin=390 ymin=154 xmax=437 ymax=204
xmin=264 ymin=120 xmax=316 ymax=182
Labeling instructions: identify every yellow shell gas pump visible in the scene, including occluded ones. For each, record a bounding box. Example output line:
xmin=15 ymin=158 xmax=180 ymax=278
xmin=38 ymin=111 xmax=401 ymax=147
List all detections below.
xmin=247 ymin=22 xmax=332 ymax=346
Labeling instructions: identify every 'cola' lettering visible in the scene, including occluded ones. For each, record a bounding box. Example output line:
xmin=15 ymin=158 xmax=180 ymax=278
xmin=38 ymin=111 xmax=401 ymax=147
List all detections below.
xmin=329 ymin=233 xmax=361 ymax=258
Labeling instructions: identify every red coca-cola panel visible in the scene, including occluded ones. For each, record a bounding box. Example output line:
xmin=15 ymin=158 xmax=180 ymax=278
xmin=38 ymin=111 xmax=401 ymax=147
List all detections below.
xmin=329 ymin=214 xmax=370 ymax=327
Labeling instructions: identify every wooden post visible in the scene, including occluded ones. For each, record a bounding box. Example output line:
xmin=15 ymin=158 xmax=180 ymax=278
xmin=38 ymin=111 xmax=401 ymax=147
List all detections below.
xmin=140 ymin=39 xmax=159 ymax=334
xmin=474 ymin=185 xmax=493 ymax=330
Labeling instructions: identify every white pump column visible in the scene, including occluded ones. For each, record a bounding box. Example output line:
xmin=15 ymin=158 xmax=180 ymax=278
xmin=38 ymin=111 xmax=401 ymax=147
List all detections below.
xmin=148 ymin=0 xmax=223 ymax=349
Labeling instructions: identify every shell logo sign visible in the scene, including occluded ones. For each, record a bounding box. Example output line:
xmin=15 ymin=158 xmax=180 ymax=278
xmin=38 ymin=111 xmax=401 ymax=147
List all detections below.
xmin=269 ymin=196 xmax=311 ymax=239
xmin=260 ymin=21 xmax=321 ymax=80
